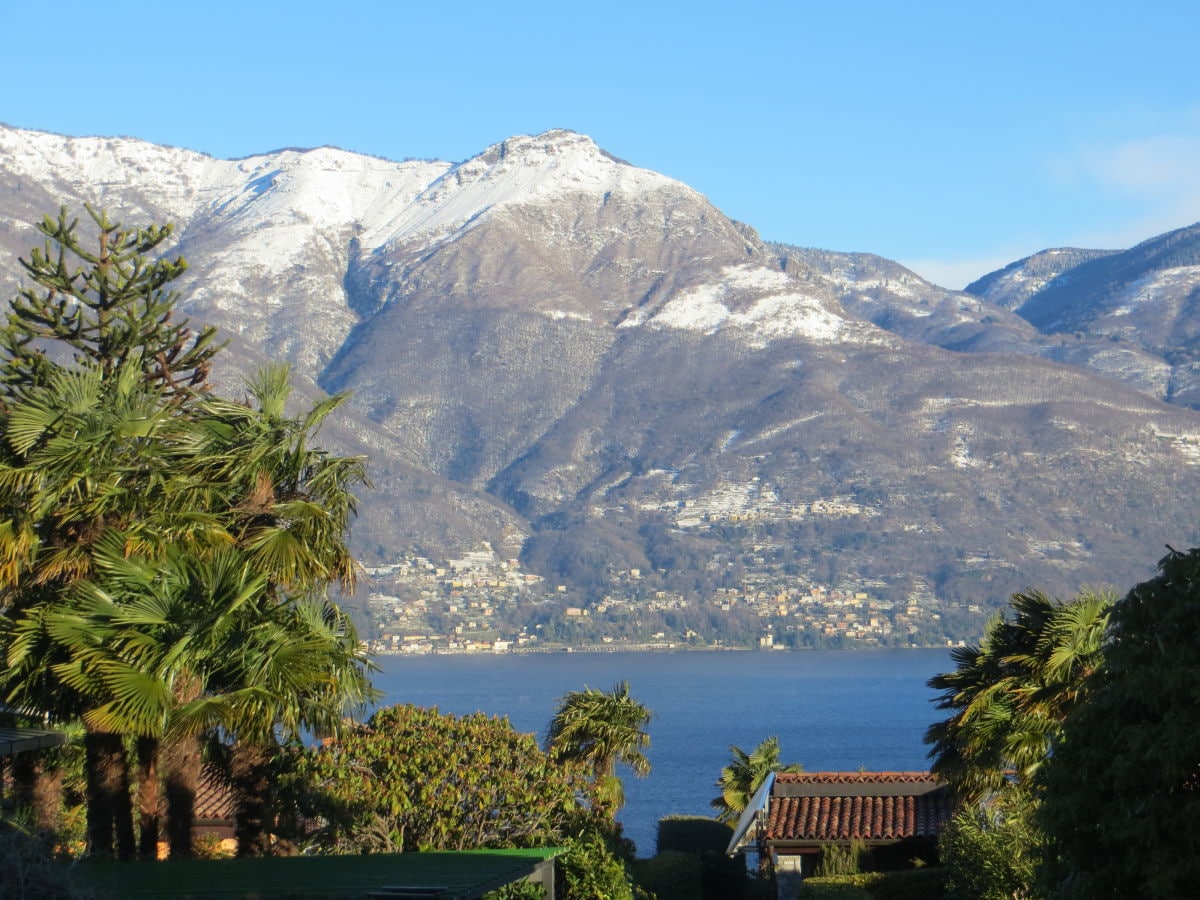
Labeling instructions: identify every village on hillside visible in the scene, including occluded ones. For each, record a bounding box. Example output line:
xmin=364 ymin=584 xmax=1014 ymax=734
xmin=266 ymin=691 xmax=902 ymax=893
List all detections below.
xmin=362 ymin=542 xmax=982 ymax=655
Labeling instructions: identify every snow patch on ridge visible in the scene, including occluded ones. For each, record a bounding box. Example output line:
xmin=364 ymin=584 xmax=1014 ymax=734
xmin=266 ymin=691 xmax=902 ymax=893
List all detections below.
xmin=1108 ymin=265 xmax=1200 ymax=316
xmin=624 ymin=264 xmax=849 ymax=345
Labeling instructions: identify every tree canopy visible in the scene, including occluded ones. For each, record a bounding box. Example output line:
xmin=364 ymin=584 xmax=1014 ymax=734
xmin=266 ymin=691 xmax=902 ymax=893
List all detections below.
xmin=279 ymin=704 xmax=587 ymax=853
xmin=1037 ymin=547 xmax=1200 ymax=898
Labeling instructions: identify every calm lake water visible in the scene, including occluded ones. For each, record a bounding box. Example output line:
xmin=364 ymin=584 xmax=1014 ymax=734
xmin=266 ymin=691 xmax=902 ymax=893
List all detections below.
xmin=370 ymin=648 xmax=953 ymax=857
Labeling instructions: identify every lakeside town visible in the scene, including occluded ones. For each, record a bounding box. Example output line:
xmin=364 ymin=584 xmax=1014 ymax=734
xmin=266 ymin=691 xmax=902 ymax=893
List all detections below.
xmin=362 ymin=542 xmax=984 ymax=655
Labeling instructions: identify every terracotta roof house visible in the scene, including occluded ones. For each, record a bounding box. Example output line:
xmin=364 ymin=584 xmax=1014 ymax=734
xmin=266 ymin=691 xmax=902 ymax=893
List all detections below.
xmin=728 ymin=771 xmax=955 ymax=881
xmin=193 ymin=766 xmax=239 ymax=843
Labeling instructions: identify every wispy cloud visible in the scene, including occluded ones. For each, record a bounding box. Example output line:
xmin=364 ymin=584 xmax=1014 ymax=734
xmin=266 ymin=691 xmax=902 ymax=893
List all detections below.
xmin=1068 ymin=129 xmax=1200 ymax=246
xmin=911 ymin=125 xmax=1200 ymax=292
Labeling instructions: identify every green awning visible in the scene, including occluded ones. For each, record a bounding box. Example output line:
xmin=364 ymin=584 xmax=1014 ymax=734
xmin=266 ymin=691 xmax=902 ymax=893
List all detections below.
xmin=85 ymin=848 xmax=564 ymax=899
xmin=0 ymin=724 xmax=69 ymax=756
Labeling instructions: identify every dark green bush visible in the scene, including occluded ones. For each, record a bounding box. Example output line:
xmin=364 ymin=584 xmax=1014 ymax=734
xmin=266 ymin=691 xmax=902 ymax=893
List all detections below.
xmin=655 ymin=815 xmax=732 ymax=855
xmin=868 ymin=867 xmax=947 ymax=900
xmin=798 ymin=875 xmax=874 ymax=899
xmin=633 ymin=851 xmax=703 ymax=900
xmin=652 ymin=815 xmax=749 ymax=898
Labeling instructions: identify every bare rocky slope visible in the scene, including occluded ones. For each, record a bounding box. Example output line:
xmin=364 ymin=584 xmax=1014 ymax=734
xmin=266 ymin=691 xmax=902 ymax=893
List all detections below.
xmin=3 ymin=122 xmax=1200 ymax=623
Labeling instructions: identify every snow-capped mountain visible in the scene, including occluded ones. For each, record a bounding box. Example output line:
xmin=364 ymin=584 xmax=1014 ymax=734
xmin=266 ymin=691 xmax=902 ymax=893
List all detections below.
xmin=3 ymin=121 xmax=1200 ymax=616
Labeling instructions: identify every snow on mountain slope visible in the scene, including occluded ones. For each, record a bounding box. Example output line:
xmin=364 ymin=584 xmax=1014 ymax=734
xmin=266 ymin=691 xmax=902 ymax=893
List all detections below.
xmin=0 ymin=124 xmax=451 ymax=246
xmin=621 ymin=263 xmax=891 ymax=347
xmin=0 ymin=126 xmax=232 ymax=225
xmin=362 ymin=130 xmax=680 ymax=250
xmin=1106 ymin=265 xmax=1200 ymax=320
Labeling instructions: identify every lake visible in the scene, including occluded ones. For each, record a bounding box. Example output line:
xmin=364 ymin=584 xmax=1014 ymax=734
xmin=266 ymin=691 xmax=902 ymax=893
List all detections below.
xmin=370 ymin=648 xmax=953 ymax=857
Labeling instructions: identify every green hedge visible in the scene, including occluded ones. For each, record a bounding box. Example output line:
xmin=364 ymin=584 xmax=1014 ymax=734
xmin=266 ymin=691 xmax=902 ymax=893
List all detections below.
xmin=651 ymin=816 xmax=751 ymax=899
xmin=656 ymin=815 xmax=732 ymax=856
xmin=796 ymin=879 xmax=873 ymax=900
xmin=800 ymin=868 xmax=947 ymax=900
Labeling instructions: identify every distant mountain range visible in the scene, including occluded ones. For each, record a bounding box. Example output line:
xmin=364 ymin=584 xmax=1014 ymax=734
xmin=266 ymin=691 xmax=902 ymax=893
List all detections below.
xmin=3 ymin=122 xmax=1200 ymax=619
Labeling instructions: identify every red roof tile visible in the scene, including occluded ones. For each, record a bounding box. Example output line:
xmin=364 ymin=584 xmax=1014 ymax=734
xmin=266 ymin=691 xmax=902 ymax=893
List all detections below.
xmin=774 ymin=771 xmax=942 ymax=785
xmin=194 ymin=767 xmax=236 ymax=822
xmin=765 ymin=772 xmax=953 ymax=843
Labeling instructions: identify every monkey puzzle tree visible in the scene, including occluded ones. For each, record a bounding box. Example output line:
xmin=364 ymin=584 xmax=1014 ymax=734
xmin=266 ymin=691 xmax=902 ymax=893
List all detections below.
xmin=0 ymin=205 xmax=218 ymax=395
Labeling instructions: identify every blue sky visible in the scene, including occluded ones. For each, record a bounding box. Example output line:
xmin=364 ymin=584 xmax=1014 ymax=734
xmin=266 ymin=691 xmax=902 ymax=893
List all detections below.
xmin=3 ymin=0 xmax=1199 ymax=288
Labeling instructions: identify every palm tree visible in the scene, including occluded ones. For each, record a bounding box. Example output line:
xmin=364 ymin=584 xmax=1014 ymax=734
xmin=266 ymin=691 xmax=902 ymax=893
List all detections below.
xmin=924 ymin=589 xmax=1112 ymax=802
xmin=38 ymin=537 xmax=266 ymax=857
xmin=712 ymin=736 xmax=803 ymax=823
xmin=175 ymin=366 xmax=374 ymax=856
xmin=38 ymin=530 xmax=375 ymax=858
xmin=183 ymin=364 xmax=365 ymax=599
xmin=0 ymin=208 xmax=373 ymax=863
xmin=546 ymin=681 xmax=652 ymax=817
xmin=0 ymin=360 xmax=204 ymax=859
xmin=211 ymin=595 xmax=374 ymax=856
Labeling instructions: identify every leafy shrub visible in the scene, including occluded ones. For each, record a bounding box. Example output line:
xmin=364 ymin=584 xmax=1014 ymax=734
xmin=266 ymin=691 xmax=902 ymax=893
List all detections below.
xmin=557 ymin=831 xmax=638 ymax=900
xmin=800 ymin=869 xmax=946 ymax=900
xmin=939 ymin=790 xmax=1040 ymax=899
xmin=275 ymin=704 xmax=586 ymax=853
xmin=485 ymin=881 xmax=545 ymax=900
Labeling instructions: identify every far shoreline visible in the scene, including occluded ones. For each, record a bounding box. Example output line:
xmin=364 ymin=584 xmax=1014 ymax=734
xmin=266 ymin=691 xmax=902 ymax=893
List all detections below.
xmin=373 ymin=641 xmax=959 ymax=657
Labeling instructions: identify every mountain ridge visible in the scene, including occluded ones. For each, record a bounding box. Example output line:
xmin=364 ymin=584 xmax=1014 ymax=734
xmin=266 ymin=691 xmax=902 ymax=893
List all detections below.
xmin=3 ymin=122 xmax=1200 ymax=642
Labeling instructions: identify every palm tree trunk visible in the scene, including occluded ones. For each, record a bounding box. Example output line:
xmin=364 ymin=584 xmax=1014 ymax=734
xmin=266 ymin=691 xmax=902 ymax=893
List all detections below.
xmin=164 ymin=733 xmax=201 ymax=858
xmin=11 ymin=749 xmax=37 ymax=810
xmin=85 ymin=729 xmax=136 ymax=859
xmin=231 ymin=740 xmax=273 ymax=857
xmin=136 ymin=736 xmax=161 ymax=860
xmin=32 ymin=762 xmax=64 ymax=846
xmin=164 ymin=670 xmax=204 ymax=858
xmin=9 ymin=751 xmax=62 ymax=851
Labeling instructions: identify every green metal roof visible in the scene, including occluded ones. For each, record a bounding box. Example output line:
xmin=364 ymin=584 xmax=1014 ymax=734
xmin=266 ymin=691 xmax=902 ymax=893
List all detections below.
xmin=0 ymin=724 xmax=69 ymax=755
xmin=85 ymin=848 xmax=564 ymax=899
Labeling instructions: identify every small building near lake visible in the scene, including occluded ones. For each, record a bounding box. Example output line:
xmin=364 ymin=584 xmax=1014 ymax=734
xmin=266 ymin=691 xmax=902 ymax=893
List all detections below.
xmin=728 ymin=770 xmax=954 ymax=883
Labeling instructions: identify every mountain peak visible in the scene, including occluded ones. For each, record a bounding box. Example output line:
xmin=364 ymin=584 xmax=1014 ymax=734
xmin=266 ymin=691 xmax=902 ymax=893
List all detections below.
xmin=366 ymin=129 xmax=683 ymax=249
